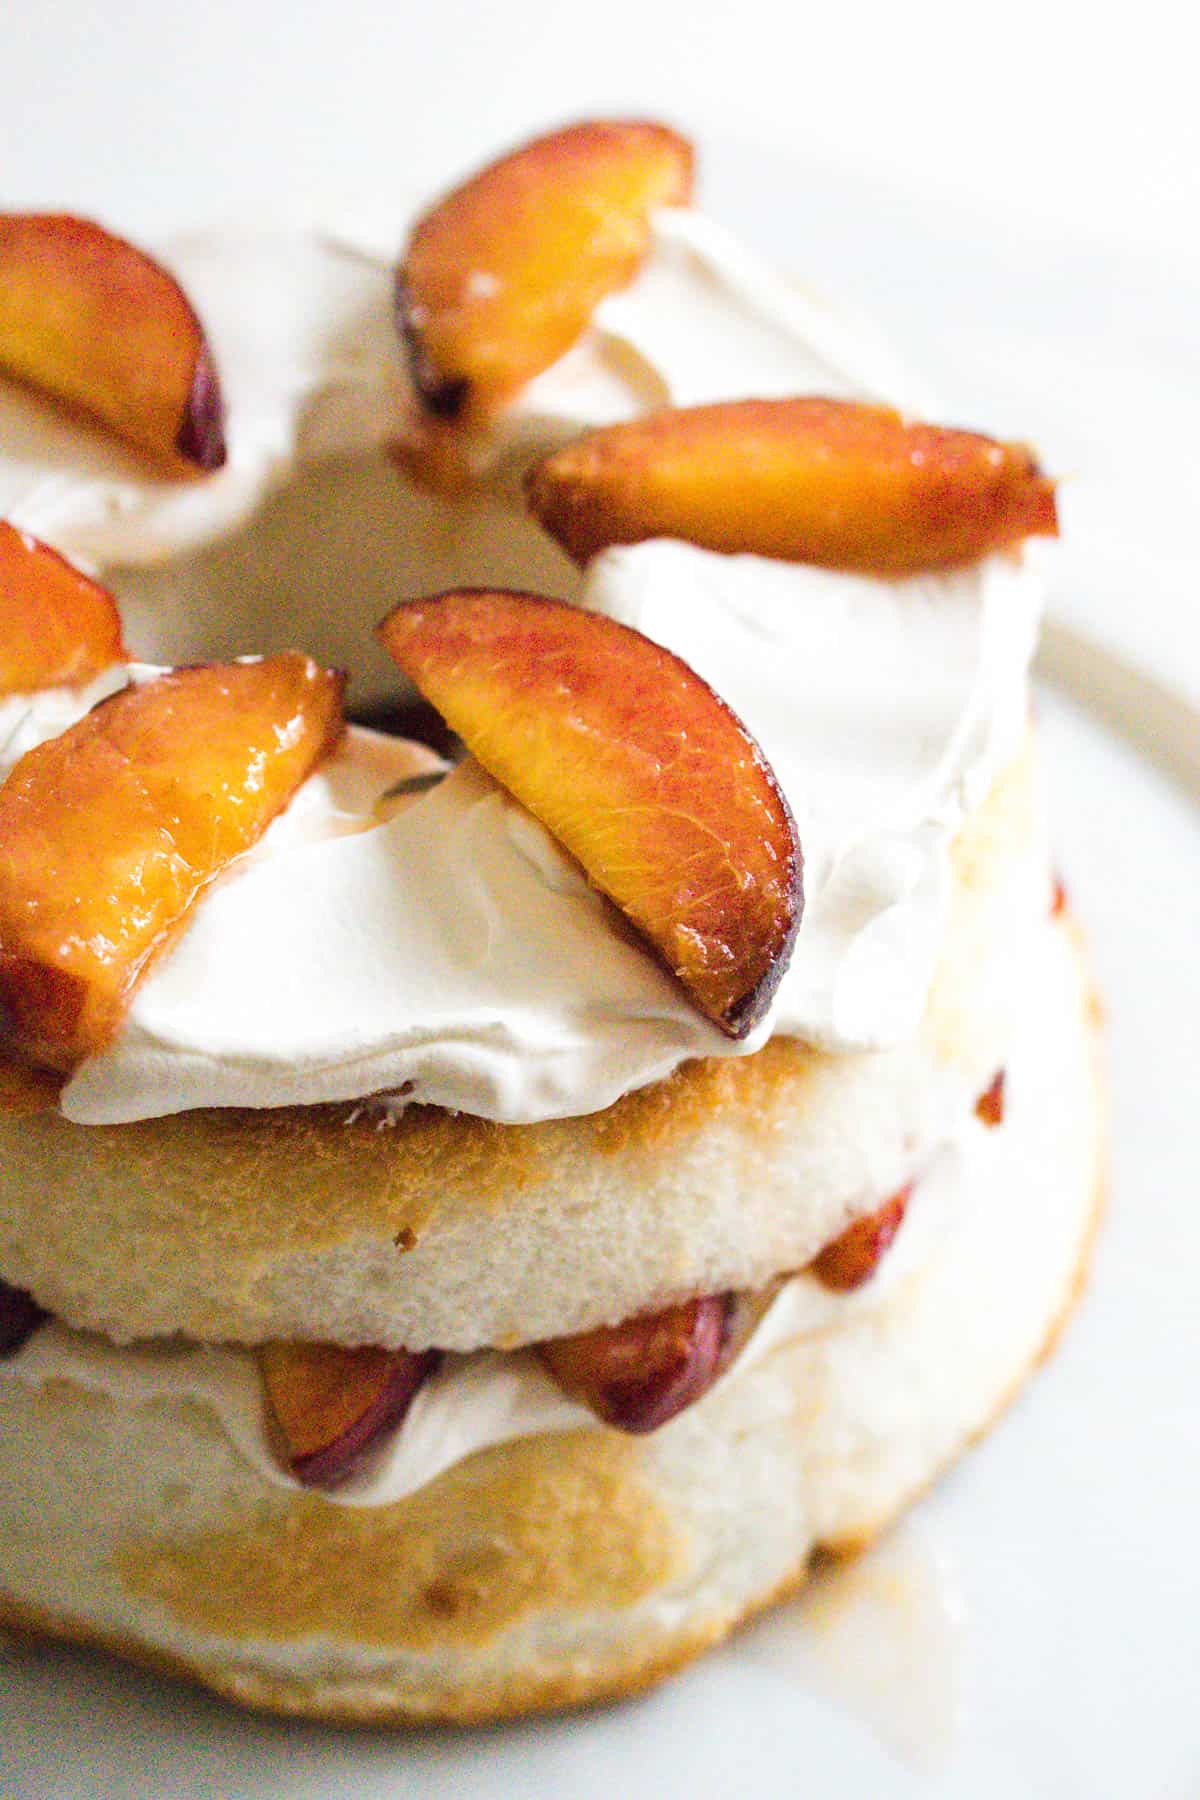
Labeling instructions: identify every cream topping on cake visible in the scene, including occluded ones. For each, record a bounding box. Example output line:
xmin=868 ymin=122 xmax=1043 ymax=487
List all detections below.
xmin=447 ymin=206 xmax=935 ymax=485
xmin=0 ymin=208 xmax=925 ymax=574
xmin=59 ymin=541 xmax=1041 ymax=1126
xmin=0 ymin=232 xmax=404 ymax=570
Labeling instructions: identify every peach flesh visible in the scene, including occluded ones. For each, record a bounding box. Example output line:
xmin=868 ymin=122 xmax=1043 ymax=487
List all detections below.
xmin=378 ymin=589 xmax=802 ymax=1038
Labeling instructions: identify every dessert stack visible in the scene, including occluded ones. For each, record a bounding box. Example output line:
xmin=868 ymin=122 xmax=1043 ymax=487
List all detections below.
xmin=0 ymin=122 xmax=1103 ymax=1722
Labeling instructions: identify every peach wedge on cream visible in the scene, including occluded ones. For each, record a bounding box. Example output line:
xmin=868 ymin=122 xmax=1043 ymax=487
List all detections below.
xmin=0 ymin=655 xmax=343 ymax=1070
xmin=260 ymin=1342 xmax=437 ymax=1488
xmin=379 ymin=589 xmax=801 ymax=1037
xmin=398 ymin=119 xmax=693 ymax=425
xmin=0 ymin=212 xmax=226 ymax=470
xmin=0 ymin=522 xmax=126 ymax=695
xmin=526 ymin=397 xmax=1058 ymax=574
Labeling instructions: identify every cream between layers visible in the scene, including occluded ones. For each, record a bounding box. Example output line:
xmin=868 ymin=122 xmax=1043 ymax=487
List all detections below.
xmin=61 ymin=541 xmax=1042 ymax=1127
xmin=0 ymin=210 xmax=930 ymax=695
xmin=0 ymin=1118 xmax=1002 ymax=1509
xmin=0 ymin=920 xmax=1100 ymax=1723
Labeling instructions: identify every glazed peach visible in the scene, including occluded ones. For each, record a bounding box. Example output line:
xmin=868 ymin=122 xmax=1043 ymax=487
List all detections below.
xmin=0 ymin=655 xmax=343 ymax=1070
xmin=0 ymin=522 xmax=126 ymax=695
xmin=526 ymin=398 xmax=1058 ymax=574
xmin=379 ymin=590 xmax=801 ymax=1037
xmin=811 ymin=1186 xmax=912 ymax=1292
xmin=0 ymin=212 xmax=226 ymax=470
xmin=260 ymin=1342 xmax=437 ymax=1487
xmin=539 ymin=1295 xmax=731 ymax=1434
xmin=398 ymin=119 xmax=693 ymax=423
xmin=0 ymin=1279 xmax=45 ymax=1356
xmin=0 ymin=1055 xmax=61 ymax=1115
xmin=975 ymin=1069 xmax=1006 ymax=1127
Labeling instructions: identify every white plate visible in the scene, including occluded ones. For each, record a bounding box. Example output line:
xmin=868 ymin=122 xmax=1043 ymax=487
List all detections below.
xmin=5 ymin=658 xmax=1200 ymax=1800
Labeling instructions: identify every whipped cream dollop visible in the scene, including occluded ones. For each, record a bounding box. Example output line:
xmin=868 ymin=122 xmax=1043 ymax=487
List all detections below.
xmin=0 ymin=1122 xmax=971 ymax=1508
xmin=0 ymin=233 xmax=404 ymax=569
xmin=62 ymin=541 xmax=1041 ymax=1126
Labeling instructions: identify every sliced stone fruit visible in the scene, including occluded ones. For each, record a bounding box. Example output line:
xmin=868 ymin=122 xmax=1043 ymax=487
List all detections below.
xmin=0 ymin=212 xmax=226 ymax=470
xmin=259 ymin=1342 xmax=437 ymax=1487
xmin=539 ymin=1294 xmax=732 ymax=1434
xmin=0 ymin=522 xmax=126 ymax=695
xmin=526 ymin=397 xmax=1058 ymax=574
xmin=398 ymin=119 xmax=693 ymax=423
xmin=811 ymin=1185 xmax=912 ymax=1292
xmin=0 ymin=1055 xmax=61 ymax=1114
xmin=0 ymin=654 xmax=343 ymax=1070
xmin=0 ymin=1278 xmax=46 ymax=1355
xmin=975 ymin=1068 xmax=1006 ymax=1127
xmin=379 ymin=589 xmax=802 ymax=1037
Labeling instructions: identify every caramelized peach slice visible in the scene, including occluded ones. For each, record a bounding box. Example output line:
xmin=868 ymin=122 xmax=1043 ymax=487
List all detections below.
xmin=526 ymin=398 xmax=1058 ymax=574
xmin=539 ymin=1295 xmax=732 ymax=1434
xmin=0 ymin=1054 xmax=61 ymax=1115
xmin=0 ymin=655 xmax=343 ymax=1069
xmin=0 ymin=1279 xmax=46 ymax=1355
xmin=260 ymin=1342 xmax=437 ymax=1487
xmin=379 ymin=590 xmax=801 ymax=1036
xmin=0 ymin=522 xmax=126 ymax=695
xmin=399 ymin=120 xmax=693 ymax=423
xmin=0 ymin=213 xmax=226 ymax=470
xmin=975 ymin=1069 xmax=1006 ymax=1127
xmin=812 ymin=1185 xmax=912 ymax=1292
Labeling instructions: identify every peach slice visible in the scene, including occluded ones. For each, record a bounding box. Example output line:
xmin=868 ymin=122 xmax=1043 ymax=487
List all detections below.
xmin=0 ymin=522 xmax=126 ymax=696
xmin=0 ymin=213 xmax=226 ymax=470
xmin=526 ymin=398 xmax=1058 ymax=574
xmin=0 ymin=1054 xmax=61 ymax=1115
xmin=379 ymin=590 xmax=802 ymax=1037
xmin=259 ymin=1342 xmax=437 ymax=1487
xmin=0 ymin=654 xmax=343 ymax=1070
xmin=398 ymin=120 xmax=693 ymax=423
xmin=539 ymin=1295 xmax=732 ymax=1434
xmin=0 ymin=1279 xmax=46 ymax=1355
xmin=811 ymin=1185 xmax=912 ymax=1292
xmin=975 ymin=1069 xmax=1006 ymax=1128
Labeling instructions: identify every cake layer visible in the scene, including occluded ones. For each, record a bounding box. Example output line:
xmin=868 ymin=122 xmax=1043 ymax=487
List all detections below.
xmin=0 ymin=909 xmax=1103 ymax=1721
xmin=0 ymin=741 xmax=1050 ymax=1349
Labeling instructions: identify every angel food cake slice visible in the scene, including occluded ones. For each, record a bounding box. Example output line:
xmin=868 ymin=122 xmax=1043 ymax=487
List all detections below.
xmin=0 ymin=121 xmax=934 ymax=704
xmin=0 ymin=372 xmax=1102 ymax=1721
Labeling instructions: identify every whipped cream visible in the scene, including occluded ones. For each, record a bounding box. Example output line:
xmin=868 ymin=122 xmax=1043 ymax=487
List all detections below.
xmin=0 ymin=1125 xmax=969 ymax=1508
xmin=62 ymin=541 xmax=1040 ymax=1126
xmin=0 ymin=665 xmax=128 ymax=781
xmin=0 ymin=211 xmax=929 ymax=699
xmin=0 ymin=233 xmax=403 ymax=569
xmin=482 ymin=207 xmax=936 ymax=482
xmin=585 ymin=540 xmax=1042 ymax=1047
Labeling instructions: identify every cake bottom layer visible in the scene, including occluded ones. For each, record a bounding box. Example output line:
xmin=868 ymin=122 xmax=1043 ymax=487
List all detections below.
xmin=0 ymin=910 xmax=1103 ymax=1725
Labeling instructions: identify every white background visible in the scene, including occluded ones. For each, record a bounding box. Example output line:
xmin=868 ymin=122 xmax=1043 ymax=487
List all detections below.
xmin=2 ymin=0 xmax=1197 ymax=267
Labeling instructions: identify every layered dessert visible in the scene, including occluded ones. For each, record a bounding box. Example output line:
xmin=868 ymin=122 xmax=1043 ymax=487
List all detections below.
xmin=0 ymin=123 xmax=1103 ymax=1723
